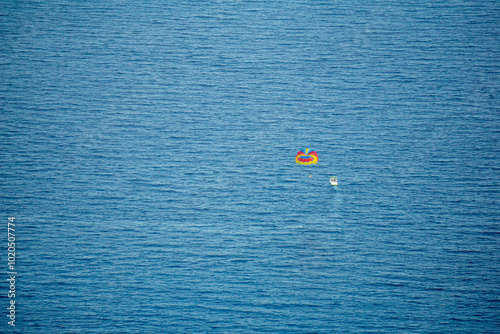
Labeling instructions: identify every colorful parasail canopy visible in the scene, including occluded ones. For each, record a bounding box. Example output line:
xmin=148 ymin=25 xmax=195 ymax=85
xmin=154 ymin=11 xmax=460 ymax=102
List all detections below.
xmin=296 ymin=149 xmax=318 ymax=165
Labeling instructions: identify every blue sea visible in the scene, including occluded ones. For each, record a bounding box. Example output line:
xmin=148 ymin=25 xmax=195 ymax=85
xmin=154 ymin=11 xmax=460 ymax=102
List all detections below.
xmin=1 ymin=0 xmax=499 ymax=333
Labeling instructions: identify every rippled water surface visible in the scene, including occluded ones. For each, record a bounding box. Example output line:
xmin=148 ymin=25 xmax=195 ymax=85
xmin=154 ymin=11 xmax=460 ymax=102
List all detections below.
xmin=1 ymin=0 xmax=499 ymax=333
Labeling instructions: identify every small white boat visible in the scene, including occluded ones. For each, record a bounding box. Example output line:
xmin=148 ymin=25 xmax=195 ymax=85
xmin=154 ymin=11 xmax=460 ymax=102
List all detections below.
xmin=330 ymin=176 xmax=338 ymax=186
